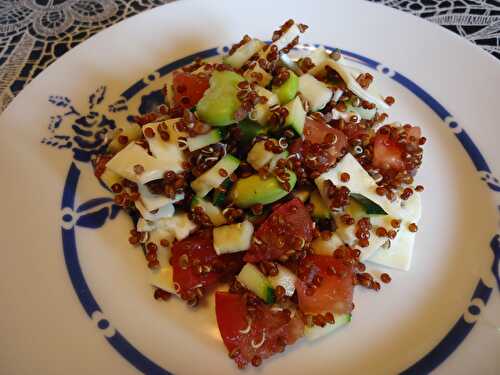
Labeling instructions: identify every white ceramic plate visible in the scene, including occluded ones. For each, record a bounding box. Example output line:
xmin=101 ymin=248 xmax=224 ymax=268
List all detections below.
xmin=1 ymin=1 xmax=499 ymax=374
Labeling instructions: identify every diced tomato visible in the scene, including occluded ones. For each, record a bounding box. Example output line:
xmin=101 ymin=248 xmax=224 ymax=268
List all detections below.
xmin=341 ymin=122 xmax=371 ymax=141
xmin=244 ymin=198 xmax=314 ymax=263
xmin=303 ymin=118 xmax=347 ymax=162
xmin=288 ymin=138 xmax=303 ymax=155
xmin=372 ymin=125 xmax=422 ymax=171
xmin=372 ymin=133 xmax=404 ymax=171
xmin=215 ymin=292 xmax=304 ymax=368
xmin=172 ymin=72 xmax=210 ymax=109
xmin=296 ymin=255 xmax=354 ymax=315
xmin=215 ymin=292 xmax=248 ymax=353
xmin=171 ymin=230 xmax=243 ymax=300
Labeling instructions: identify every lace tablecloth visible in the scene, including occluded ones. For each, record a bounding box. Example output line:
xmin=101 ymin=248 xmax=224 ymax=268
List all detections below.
xmin=0 ymin=0 xmax=498 ymax=113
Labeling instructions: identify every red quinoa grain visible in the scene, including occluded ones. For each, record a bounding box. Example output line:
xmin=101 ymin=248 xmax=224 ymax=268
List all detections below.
xmin=380 ymin=273 xmax=392 ymax=283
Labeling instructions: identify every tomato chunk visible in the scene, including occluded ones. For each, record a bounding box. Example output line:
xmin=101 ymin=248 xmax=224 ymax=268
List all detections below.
xmin=303 ymin=118 xmax=347 ymax=162
xmin=372 ymin=133 xmax=404 ymax=171
xmin=172 ymin=72 xmax=210 ymax=109
xmin=215 ymin=292 xmax=304 ymax=368
xmin=171 ymin=230 xmax=243 ymax=301
xmin=244 ymin=198 xmax=314 ymax=263
xmin=296 ymin=254 xmax=354 ymax=315
xmin=372 ymin=125 xmax=422 ymax=171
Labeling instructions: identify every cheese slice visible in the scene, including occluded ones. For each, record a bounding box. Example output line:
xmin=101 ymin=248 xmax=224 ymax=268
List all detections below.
xmin=149 ymin=264 xmax=177 ymax=294
xmin=142 ymin=118 xmax=187 ymax=173
xmin=106 ymin=142 xmax=173 ymax=184
xmin=367 ymin=191 xmax=422 ymax=270
xmin=155 ymin=212 xmax=197 ymax=241
xmin=367 ymin=225 xmax=415 ymax=271
xmin=307 ymin=47 xmax=330 ymax=76
xmin=323 ymin=58 xmax=388 ymax=110
xmin=273 ymin=22 xmax=301 ymax=51
xmin=144 ymin=224 xmax=178 ymax=293
xmin=224 ymin=39 xmax=265 ymax=69
xmin=138 ymin=183 xmax=184 ymax=212
xmin=99 ymin=168 xmax=122 ymax=190
xmin=333 ymin=199 xmax=399 ymax=260
xmin=315 ymin=153 xmax=423 ymax=269
xmin=135 ymin=200 xmax=175 ymax=221
xmin=136 ymin=212 xmax=196 ymax=242
xmin=316 ymin=153 xmax=406 ymax=219
xmin=107 ymin=123 xmax=142 ymax=153
xmin=147 ymin=226 xmax=175 ymax=267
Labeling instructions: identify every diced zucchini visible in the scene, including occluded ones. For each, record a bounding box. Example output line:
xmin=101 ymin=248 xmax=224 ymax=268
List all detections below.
xmin=236 ymin=119 xmax=268 ymax=154
xmin=249 ymin=86 xmax=279 ymax=126
xmin=255 ymin=85 xmax=279 ymax=106
xmin=298 ymin=74 xmax=332 ymax=111
xmin=267 ymin=265 xmax=297 ymax=296
xmin=268 ymin=150 xmax=289 ymax=171
xmin=99 ymin=168 xmax=122 ymax=190
xmin=310 ymin=189 xmax=330 ymax=219
xmin=196 ymin=71 xmax=245 ymax=126
xmin=142 ymin=118 xmax=187 ymax=173
xmin=247 ymin=140 xmax=276 ymax=170
xmin=304 ymin=314 xmax=351 ymax=341
xmin=107 ymin=123 xmax=142 ymax=153
xmin=243 ymin=63 xmax=272 ymax=87
xmin=213 ymin=220 xmax=254 ymax=255
xmin=284 ymin=96 xmax=306 ymax=134
xmin=249 ymin=104 xmax=271 ymax=126
xmin=212 ymin=179 xmax=232 ymax=207
xmin=237 ymin=263 xmax=275 ymax=304
xmin=191 ymin=155 xmax=240 ymax=197
xmin=106 ymin=143 xmax=171 ymax=184
xmin=191 ymin=196 xmax=227 ymax=226
xmin=231 ymin=171 xmax=297 ymax=208
xmin=187 ymin=129 xmax=222 ymax=152
xmin=293 ymin=189 xmax=310 ymax=203
xmin=272 ymin=69 xmax=299 ymax=104
xmin=311 ymin=233 xmax=344 ymax=256
xmin=224 ymin=39 xmax=265 ymax=69
xmin=350 ymin=193 xmax=387 ymax=215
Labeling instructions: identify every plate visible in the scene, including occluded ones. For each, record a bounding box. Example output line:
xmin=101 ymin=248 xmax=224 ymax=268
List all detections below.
xmin=0 ymin=1 xmax=499 ymax=374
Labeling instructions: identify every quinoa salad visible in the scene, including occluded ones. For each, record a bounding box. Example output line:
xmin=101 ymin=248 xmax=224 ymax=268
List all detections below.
xmin=94 ymin=20 xmax=425 ymax=369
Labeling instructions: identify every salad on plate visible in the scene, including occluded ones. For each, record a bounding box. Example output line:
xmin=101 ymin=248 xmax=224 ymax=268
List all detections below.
xmin=94 ymin=19 xmax=426 ymax=368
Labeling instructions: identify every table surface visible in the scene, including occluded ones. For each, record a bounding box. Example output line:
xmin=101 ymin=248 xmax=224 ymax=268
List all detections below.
xmin=0 ymin=0 xmax=498 ymax=113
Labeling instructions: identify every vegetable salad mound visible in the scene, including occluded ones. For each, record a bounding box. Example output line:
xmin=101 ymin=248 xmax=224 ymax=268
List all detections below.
xmin=94 ymin=19 xmax=426 ymax=369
